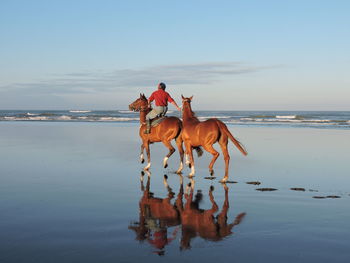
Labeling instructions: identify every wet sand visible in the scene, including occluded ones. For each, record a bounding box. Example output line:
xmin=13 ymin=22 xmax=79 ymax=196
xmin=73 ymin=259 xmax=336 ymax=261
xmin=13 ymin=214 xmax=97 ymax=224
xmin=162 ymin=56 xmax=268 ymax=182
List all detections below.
xmin=0 ymin=122 xmax=349 ymax=262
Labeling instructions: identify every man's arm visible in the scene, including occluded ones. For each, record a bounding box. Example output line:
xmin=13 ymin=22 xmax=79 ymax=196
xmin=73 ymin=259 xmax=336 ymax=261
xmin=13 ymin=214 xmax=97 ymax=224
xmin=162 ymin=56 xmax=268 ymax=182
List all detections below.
xmin=170 ymin=101 xmax=181 ymax=111
xmin=167 ymin=94 xmax=181 ymax=111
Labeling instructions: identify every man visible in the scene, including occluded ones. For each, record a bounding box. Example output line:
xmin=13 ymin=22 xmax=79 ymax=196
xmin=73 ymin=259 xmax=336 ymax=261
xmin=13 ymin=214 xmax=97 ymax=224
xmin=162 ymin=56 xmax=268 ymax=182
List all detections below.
xmin=145 ymin=82 xmax=181 ymax=134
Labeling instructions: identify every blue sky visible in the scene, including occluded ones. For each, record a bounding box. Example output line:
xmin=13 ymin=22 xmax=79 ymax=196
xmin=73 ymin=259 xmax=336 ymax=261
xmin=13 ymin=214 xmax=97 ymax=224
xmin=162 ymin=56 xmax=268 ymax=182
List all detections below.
xmin=0 ymin=0 xmax=349 ymax=110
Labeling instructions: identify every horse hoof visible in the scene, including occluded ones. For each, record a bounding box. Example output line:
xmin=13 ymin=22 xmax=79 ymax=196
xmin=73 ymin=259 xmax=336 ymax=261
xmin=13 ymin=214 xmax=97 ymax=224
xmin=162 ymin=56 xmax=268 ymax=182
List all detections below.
xmin=141 ymin=159 xmax=145 ymax=164
xmin=210 ymin=185 xmax=215 ymax=191
xmin=210 ymin=170 xmax=214 ymax=176
xmin=164 ymin=163 xmax=168 ymax=169
xmin=188 ymin=163 xmax=192 ymax=168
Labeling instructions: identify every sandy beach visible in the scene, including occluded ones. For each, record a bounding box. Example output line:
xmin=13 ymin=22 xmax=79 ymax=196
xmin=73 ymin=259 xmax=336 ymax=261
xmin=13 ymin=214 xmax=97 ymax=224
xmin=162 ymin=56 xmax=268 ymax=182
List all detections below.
xmin=0 ymin=122 xmax=349 ymax=262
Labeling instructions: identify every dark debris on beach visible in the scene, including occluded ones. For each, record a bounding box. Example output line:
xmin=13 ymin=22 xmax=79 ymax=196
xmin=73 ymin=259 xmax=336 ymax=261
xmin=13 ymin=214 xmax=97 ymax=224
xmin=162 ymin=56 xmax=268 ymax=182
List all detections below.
xmin=204 ymin=177 xmax=216 ymax=180
xmin=313 ymin=195 xmax=341 ymax=199
xmin=290 ymin=187 xmax=306 ymax=191
xmin=225 ymin=181 xmax=238 ymax=184
xmin=256 ymin=188 xmax=278 ymax=192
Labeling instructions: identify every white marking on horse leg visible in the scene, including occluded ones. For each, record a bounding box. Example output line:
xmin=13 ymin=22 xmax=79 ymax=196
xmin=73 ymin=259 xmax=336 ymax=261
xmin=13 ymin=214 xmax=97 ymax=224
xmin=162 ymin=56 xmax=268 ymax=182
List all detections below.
xmin=163 ymin=177 xmax=169 ymax=188
xmin=190 ymin=178 xmax=195 ymax=190
xmin=176 ymin=162 xmax=183 ymax=174
xmin=144 ymin=162 xmax=151 ymax=170
xmin=140 ymin=153 xmax=144 ymax=162
xmin=220 ymin=177 xmax=228 ymax=183
xmin=185 ymin=154 xmax=190 ymax=166
xmin=179 ymin=174 xmax=183 ymax=185
xmin=163 ymin=157 xmax=169 ymax=168
xmin=189 ymin=165 xmax=195 ymax=176
xmin=185 ymin=184 xmax=190 ymax=194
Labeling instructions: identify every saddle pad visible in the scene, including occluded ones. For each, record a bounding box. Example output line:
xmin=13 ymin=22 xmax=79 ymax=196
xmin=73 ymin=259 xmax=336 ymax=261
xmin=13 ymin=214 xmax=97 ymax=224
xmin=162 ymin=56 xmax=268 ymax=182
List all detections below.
xmin=151 ymin=116 xmax=166 ymax=127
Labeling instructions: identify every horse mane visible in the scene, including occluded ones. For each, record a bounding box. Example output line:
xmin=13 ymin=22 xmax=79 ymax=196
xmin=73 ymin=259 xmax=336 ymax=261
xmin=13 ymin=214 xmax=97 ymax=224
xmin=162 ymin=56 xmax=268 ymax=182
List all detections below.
xmin=140 ymin=94 xmax=152 ymax=111
xmin=190 ymin=110 xmax=199 ymax=121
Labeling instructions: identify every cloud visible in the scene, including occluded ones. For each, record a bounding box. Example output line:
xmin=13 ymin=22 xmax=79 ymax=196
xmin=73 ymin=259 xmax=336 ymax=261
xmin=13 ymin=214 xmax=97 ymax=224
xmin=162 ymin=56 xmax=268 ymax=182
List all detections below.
xmin=0 ymin=62 xmax=276 ymax=95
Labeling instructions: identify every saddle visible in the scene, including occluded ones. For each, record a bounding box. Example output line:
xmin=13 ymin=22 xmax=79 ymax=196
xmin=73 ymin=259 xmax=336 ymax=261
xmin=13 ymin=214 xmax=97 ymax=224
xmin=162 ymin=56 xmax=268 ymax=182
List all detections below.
xmin=150 ymin=115 xmax=166 ymax=127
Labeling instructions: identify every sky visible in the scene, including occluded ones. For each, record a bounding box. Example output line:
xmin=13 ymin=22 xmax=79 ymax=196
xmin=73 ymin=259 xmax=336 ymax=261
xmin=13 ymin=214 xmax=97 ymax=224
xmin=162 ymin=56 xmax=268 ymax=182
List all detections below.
xmin=0 ymin=0 xmax=349 ymax=110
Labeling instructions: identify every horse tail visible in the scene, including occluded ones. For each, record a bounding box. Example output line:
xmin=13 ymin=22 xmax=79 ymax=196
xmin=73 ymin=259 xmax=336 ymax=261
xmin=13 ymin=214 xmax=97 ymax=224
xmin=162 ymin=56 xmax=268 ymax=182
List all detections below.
xmin=216 ymin=120 xmax=248 ymax=156
xmin=175 ymin=118 xmax=183 ymax=139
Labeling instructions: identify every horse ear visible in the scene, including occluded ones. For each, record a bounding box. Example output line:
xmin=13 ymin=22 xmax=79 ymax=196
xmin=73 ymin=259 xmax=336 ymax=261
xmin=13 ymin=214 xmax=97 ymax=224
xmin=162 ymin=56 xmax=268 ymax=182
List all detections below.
xmin=142 ymin=93 xmax=146 ymax=99
xmin=140 ymin=93 xmax=142 ymax=98
xmin=181 ymin=95 xmax=185 ymax=100
xmin=189 ymin=96 xmax=193 ymax=101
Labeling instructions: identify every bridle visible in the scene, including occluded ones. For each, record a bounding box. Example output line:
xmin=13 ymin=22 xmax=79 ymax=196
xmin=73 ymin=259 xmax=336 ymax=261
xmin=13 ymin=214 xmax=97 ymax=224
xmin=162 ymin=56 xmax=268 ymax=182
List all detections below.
xmin=182 ymin=99 xmax=191 ymax=110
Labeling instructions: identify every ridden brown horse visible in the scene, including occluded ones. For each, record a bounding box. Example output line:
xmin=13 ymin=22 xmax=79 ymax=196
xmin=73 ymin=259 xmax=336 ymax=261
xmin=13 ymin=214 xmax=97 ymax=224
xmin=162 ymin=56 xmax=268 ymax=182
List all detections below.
xmin=129 ymin=94 xmax=202 ymax=173
xmin=129 ymin=94 xmax=184 ymax=173
xmin=181 ymin=95 xmax=248 ymax=182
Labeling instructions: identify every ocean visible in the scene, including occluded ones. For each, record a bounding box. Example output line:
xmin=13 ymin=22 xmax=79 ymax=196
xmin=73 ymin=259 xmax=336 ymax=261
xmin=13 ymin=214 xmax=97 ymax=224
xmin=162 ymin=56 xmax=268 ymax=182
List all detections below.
xmin=0 ymin=110 xmax=349 ymax=129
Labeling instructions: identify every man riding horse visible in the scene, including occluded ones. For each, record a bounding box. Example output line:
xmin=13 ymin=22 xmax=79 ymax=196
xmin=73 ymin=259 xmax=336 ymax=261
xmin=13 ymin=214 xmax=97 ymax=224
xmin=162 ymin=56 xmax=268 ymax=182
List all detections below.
xmin=145 ymin=83 xmax=181 ymax=134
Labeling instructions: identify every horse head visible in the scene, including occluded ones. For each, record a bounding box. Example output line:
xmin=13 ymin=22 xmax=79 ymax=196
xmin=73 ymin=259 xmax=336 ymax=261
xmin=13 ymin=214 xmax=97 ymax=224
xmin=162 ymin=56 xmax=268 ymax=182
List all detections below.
xmin=181 ymin=95 xmax=195 ymax=118
xmin=129 ymin=94 xmax=148 ymax=112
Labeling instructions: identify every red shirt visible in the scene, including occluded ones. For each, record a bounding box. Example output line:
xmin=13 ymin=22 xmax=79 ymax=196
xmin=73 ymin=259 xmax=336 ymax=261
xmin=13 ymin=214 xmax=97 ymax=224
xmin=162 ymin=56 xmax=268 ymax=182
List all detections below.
xmin=149 ymin=89 xmax=174 ymax=106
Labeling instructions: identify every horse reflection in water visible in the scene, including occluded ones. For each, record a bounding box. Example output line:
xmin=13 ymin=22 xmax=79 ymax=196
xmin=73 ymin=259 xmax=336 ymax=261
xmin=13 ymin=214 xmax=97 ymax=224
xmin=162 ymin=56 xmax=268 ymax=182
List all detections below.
xmin=178 ymin=183 xmax=246 ymax=249
xmin=128 ymin=171 xmax=181 ymax=255
xmin=129 ymin=172 xmax=246 ymax=254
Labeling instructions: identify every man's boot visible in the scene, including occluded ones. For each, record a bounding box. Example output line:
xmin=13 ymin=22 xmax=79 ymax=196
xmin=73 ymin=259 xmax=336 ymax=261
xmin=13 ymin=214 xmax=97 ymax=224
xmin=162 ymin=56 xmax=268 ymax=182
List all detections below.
xmin=144 ymin=120 xmax=151 ymax=134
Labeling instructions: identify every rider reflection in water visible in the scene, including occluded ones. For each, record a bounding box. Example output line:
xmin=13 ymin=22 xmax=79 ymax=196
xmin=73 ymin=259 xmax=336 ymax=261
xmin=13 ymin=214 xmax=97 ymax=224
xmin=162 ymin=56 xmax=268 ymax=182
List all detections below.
xmin=144 ymin=83 xmax=181 ymax=134
xmin=128 ymin=174 xmax=181 ymax=256
xmin=129 ymin=174 xmax=246 ymax=254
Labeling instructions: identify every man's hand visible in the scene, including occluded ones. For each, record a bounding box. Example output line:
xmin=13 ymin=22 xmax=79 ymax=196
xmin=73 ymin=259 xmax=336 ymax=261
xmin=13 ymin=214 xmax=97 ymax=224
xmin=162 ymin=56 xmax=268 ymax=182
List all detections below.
xmin=171 ymin=101 xmax=181 ymax=111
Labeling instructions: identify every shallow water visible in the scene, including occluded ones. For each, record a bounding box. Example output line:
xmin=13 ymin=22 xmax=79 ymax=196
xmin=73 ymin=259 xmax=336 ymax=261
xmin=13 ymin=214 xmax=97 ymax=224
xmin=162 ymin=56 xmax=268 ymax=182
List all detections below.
xmin=0 ymin=122 xmax=349 ymax=262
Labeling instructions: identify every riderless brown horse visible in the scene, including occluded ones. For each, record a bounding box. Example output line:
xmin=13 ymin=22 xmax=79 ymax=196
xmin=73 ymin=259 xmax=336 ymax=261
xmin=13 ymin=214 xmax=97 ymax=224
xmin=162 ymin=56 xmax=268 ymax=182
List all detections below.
xmin=181 ymin=95 xmax=248 ymax=182
xmin=129 ymin=94 xmax=202 ymax=173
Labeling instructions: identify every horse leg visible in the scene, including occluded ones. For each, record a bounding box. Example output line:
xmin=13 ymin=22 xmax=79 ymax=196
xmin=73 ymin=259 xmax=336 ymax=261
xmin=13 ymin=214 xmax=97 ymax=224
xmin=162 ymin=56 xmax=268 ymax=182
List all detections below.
xmin=203 ymin=144 xmax=220 ymax=176
xmin=163 ymin=174 xmax=169 ymax=188
xmin=185 ymin=148 xmax=192 ymax=168
xmin=175 ymin=136 xmax=184 ymax=174
xmin=140 ymin=144 xmax=145 ymax=163
xmin=185 ymin=143 xmax=195 ymax=177
xmin=143 ymin=142 xmax=151 ymax=170
xmin=162 ymin=140 xmax=175 ymax=168
xmin=185 ymin=153 xmax=191 ymax=168
xmin=185 ymin=178 xmax=195 ymax=194
xmin=218 ymin=136 xmax=230 ymax=183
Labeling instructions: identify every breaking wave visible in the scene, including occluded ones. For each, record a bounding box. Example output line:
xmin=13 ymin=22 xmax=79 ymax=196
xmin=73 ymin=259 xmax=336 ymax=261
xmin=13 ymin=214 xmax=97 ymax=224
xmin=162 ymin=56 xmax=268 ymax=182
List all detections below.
xmin=0 ymin=110 xmax=349 ymax=129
